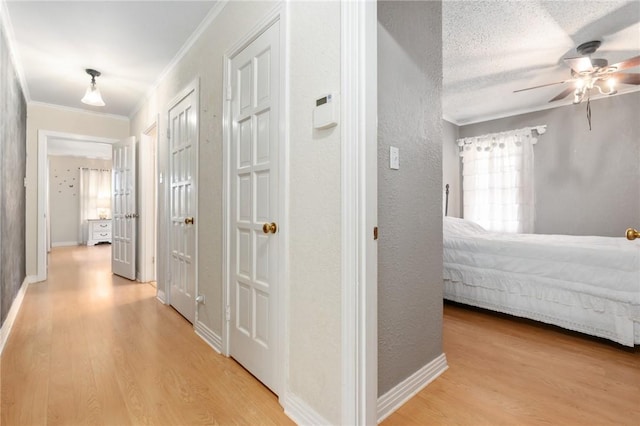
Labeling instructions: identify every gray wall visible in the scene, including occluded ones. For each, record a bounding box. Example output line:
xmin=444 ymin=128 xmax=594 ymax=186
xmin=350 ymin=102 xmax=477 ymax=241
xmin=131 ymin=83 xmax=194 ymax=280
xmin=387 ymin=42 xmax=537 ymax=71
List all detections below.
xmin=442 ymin=119 xmax=461 ymax=218
xmin=0 ymin=25 xmax=27 ymax=325
xmin=378 ymin=0 xmax=443 ymax=396
xmin=459 ymin=92 xmax=640 ymax=237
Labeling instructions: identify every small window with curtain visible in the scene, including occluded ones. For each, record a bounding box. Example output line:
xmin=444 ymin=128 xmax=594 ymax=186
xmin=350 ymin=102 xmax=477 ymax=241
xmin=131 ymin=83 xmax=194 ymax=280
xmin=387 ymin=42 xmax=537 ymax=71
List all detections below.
xmin=458 ymin=126 xmax=545 ymax=233
xmin=79 ymin=167 xmax=112 ymax=244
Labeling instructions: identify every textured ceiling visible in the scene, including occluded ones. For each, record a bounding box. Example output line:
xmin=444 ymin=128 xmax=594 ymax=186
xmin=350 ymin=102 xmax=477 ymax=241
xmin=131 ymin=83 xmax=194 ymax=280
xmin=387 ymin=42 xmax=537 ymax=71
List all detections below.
xmin=3 ymin=0 xmax=220 ymax=117
xmin=2 ymin=1 xmax=639 ymax=124
xmin=443 ymin=0 xmax=640 ymax=125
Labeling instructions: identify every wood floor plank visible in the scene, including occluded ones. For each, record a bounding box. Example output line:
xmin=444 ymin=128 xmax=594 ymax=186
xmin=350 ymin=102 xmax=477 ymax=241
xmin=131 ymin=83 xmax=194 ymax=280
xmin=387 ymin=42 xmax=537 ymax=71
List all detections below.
xmin=6 ymin=245 xmax=637 ymax=425
xmin=1 ymin=245 xmax=292 ymax=426
xmin=382 ymin=303 xmax=640 ymax=426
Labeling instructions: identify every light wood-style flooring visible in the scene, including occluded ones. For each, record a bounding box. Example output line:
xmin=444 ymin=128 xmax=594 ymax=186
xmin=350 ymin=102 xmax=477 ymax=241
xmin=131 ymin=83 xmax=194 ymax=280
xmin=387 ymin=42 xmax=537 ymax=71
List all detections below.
xmin=2 ymin=245 xmax=639 ymax=425
xmin=1 ymin=245 xmax=293 ymax=425
xmin=383 ymin=303 xmax=640 ymax=426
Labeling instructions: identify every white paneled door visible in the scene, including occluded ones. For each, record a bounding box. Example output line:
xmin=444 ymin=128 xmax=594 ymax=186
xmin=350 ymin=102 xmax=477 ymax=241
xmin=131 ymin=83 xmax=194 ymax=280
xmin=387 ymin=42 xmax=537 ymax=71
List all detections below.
xmin=168 ymin=86 xmax=198 ymax=324
xmin=229 ymin=21 xmax=281 ymax=394
xmin=112 ymin=136 xmax=137 ymax=280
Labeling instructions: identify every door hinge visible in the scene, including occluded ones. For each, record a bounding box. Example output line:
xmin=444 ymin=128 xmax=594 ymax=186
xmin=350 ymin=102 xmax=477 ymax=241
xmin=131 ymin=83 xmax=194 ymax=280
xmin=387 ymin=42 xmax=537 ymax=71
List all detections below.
xmin=225 ymin=305 xmax=231 ymax=321
xmin=373 ymin=226 xmax=379 ymax=240
xmin=226 ymin=85 xmax=232 ymax=101
xmin=167 ymin=128 xmax=171 ymax=139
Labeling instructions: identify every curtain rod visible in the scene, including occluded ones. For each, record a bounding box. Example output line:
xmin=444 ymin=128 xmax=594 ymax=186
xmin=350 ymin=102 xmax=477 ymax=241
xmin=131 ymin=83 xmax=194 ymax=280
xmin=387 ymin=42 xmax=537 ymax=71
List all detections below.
xmin=456 ymin=125 xmax=547 ymax=145
xmin=78 ymin=167 xmax=111 ymax=172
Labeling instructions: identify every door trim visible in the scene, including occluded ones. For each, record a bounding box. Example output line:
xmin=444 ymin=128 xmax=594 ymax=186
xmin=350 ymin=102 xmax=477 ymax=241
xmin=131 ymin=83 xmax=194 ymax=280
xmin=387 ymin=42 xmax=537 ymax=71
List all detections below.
xmin=165 ymin=79 xmax=200 ymax=320
xmin=36 ymin=130 xmax=119 ymax=282
xmin=139 ymin=118 xmax=159 ymax=283
xmin=222 ymin=4 xmax=287 ymax=399
xmin=341 ymin=1 xmax=378 ymax=424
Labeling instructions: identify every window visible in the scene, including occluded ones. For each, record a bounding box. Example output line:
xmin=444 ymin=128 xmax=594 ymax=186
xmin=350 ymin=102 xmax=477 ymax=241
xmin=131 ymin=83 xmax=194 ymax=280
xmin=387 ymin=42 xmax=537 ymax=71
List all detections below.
xmin=459 ymin=127 xmax=544 ymax=233
xmin=79 ymin=167 xmax=111 ymax=244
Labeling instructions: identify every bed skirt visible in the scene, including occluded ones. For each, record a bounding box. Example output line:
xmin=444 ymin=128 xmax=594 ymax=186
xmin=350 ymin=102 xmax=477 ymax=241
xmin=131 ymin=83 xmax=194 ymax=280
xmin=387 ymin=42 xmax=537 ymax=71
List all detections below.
xmin=444 ymin=278 xmax=640 ymax=347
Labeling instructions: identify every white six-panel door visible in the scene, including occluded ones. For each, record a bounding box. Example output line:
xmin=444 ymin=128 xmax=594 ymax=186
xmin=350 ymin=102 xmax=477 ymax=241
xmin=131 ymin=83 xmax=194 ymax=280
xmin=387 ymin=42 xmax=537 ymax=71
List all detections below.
xmin=168 ymin=88 xmax=197 ymax=324
xmin=229 ymin=21 xmax=280 ymax=394
xmin=112 ymin=136 xmax=137 ymax=280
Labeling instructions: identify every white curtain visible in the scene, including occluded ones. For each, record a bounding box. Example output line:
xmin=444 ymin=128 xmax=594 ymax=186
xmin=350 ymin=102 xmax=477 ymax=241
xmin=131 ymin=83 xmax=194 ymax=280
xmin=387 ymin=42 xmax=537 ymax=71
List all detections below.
xmin=79 ymin=168 xmax=111 ymax=244
xmin=460 ymin=127 xmax=543 ymax=234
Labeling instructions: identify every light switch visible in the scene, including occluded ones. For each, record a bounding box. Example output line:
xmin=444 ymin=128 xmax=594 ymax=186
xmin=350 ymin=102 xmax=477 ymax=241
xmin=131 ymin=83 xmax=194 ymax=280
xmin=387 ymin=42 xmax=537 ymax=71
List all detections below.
xmin=389 ymin=146 xmax=399 ymax=170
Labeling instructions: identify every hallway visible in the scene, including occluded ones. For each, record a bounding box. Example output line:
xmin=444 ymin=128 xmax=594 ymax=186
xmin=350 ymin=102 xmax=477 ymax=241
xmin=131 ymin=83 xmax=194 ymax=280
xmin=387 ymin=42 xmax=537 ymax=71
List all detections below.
xmin=1 ymin=245 xmax=292 ymax=425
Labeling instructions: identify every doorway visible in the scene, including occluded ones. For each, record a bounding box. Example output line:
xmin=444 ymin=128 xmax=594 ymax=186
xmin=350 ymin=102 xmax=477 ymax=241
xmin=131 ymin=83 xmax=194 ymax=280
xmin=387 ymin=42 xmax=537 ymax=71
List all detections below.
xmin=139 ymin=122 xmax=158 ymax=285
xmin=37 ymin=131 xmax=119 ymax=282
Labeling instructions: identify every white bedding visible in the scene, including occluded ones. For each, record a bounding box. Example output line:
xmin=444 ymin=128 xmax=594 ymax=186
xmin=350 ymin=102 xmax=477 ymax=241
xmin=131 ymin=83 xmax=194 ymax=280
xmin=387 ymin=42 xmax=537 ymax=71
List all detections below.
xmin=443 ymin=217 xmax=640 ymax=346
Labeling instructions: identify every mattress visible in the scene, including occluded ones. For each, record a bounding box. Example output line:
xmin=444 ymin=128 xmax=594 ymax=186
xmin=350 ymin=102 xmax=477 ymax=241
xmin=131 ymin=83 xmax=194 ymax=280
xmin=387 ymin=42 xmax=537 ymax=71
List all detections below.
xmin=443 ymin=217 xmax=640 ymax=346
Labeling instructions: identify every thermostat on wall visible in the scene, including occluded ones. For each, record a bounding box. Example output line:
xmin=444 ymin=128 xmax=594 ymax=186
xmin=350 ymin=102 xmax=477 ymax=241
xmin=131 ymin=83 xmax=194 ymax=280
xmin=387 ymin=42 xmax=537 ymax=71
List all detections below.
xmin=313 ymin=93 xmax=338 ymax=130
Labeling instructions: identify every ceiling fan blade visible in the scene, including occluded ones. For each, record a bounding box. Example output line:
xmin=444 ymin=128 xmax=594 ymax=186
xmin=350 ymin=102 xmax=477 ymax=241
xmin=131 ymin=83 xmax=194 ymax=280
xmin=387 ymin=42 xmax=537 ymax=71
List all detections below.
xmin=610 ymin=56 xmax=640 ymax=71
xmin=548 ymin=87 xmax=575 ymax=103
xmin=564 ymin=56 xmax=593 ymax=73
xmin=513 ymin=80 xmax=570 ymax=93
xmin=614 ymin=73 xmax=640 ymax=85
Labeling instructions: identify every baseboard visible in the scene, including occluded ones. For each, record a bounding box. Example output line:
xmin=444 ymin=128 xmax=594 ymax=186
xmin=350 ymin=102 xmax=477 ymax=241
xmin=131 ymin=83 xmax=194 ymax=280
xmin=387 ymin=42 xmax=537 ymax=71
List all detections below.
xmin=377 ymin=353 xmax=448 ymax=423
xmin=51 ymin=241 xmax=79 ymax=247
xmin=194 ymin=321 xmax=222 ymax=354
xmin=0 ymin=276 xmax=29 ymax=355
xmin=284 ymin=392 xmax=331 ymax=426
xmin=157 ymin=289 xmax=166 ymax=304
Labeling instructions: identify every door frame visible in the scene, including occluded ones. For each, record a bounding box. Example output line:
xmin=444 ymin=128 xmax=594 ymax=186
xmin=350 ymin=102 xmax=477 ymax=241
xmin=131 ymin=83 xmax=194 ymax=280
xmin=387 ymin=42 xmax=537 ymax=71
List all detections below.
xmin=139 ymin=118 xmax=159 ymax=283
xmin=341 ymin=1 xmax=378 ymax=424
xmin=36 ymin=130 xmax=119 ymax=282
xmin=221 ymin=5 xmax=287 ymax=398
xmin=164 ymin=79 xmax=200 ymax=319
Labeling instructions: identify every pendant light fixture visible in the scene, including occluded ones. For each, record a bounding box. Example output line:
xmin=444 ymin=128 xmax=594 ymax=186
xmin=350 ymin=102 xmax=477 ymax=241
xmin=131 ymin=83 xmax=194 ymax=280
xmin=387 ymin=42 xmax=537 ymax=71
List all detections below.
xmin=81 ymin=69 xmax=105 ymax=106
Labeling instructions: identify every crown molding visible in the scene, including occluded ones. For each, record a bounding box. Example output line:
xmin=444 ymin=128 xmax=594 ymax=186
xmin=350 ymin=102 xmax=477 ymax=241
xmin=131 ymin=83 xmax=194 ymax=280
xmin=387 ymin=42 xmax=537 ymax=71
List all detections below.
xmin=0 ymin=0 xmax=31 ymax=101
xmin=450 ymin=86 xmax=640 ymax=127
xmin=442 ymin=114 xmax=461 ymax=126
xmin=128 ymin=0 xmax=228 ymax=119
xmin=29 ymin=101 xmax=130 ymax=122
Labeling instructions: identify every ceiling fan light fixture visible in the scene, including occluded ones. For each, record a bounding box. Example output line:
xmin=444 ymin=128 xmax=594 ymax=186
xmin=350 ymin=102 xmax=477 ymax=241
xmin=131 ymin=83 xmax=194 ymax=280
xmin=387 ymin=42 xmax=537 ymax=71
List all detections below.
xmin=573 ymin=91 xmax=582 ymax=104
xmin=81 ymin=69 xmax=105 ymax=107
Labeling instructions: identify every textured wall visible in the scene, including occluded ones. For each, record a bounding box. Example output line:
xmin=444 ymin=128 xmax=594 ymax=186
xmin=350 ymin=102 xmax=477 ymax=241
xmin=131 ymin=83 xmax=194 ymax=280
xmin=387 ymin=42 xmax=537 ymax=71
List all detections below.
xmin=378 ymin=1 xmax=443 ymax=396
xmin=287 ymin=2 xmax=342 ymax=421
xmin=0 ymin=25 xmax=27 ymax=325
xmin=459 ymin=92 xmax=640 ymax=237
xmin=442 ymin=120 xmax=461 ymax=218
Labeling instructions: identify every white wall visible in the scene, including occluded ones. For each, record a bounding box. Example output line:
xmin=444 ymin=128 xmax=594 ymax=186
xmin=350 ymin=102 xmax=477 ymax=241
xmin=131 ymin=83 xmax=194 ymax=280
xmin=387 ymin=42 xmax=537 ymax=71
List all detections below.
xmin=48 ymin=156 xmax=111 ymax=246
xmin=287 ymin=2 xmax=342 ymax=420
xmin=25 ymin=103 xmax=129 ymax=275
xmin=130 ymin=2 xmax=343 ymax=422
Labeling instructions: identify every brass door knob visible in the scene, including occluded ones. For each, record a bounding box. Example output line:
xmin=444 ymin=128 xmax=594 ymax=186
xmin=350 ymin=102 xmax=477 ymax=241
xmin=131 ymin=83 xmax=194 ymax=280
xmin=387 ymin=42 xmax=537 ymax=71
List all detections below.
xmin=185 ymin=217 xmax=195 ymax=225
xmin=626 ymin=228 xmax=640 ymax=241
xmin=262 ymin=222 xmax=277 ymax=234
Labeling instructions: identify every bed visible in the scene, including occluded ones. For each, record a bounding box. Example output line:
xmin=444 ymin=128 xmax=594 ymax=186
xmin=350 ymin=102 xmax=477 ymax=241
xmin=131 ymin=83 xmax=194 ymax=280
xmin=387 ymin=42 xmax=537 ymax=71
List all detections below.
xmin=443 ymin=216 xmax=640 ymax=346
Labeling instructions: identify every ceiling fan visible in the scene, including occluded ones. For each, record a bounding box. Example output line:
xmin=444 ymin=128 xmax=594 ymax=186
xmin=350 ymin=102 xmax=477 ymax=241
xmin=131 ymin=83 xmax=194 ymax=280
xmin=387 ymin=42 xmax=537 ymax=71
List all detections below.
xmin=514 ymin=40 xmax=640 ymax=104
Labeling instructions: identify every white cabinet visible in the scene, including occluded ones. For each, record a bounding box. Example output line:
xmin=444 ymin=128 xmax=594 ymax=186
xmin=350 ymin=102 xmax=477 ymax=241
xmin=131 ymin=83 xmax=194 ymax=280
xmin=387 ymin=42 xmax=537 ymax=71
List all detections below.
xmin=87 ymin=219 xmax=112 ymax=246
